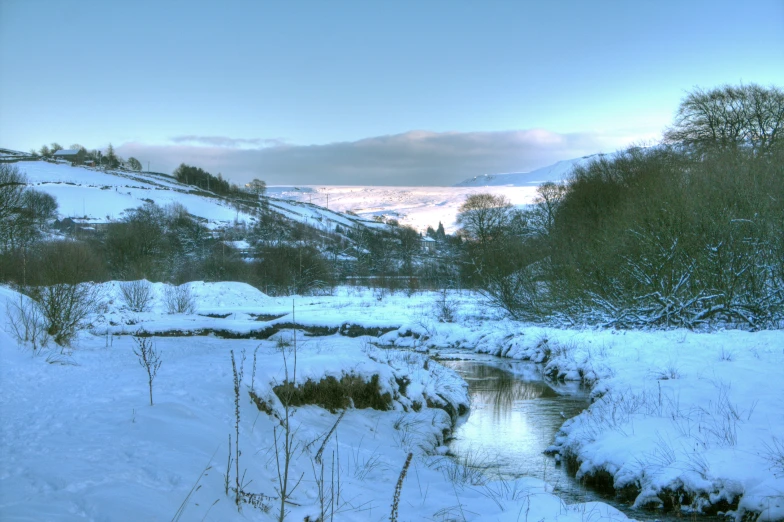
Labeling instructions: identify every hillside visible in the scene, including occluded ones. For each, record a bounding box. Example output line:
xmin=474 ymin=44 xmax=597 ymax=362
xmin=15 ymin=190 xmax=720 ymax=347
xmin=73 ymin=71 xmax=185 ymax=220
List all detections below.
xmin=12 ymin=158 xmax=555 ymax=235
xmin=454 ymin=153 xmax=608 ymax=187
xmin=269 ymin=184 xmax=540 ymax=234
xmin=14 ymin=160 xmax=387 ymax=234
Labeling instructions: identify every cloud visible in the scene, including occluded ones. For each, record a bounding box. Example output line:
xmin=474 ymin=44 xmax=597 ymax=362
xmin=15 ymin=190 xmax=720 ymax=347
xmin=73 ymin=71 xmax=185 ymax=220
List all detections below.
xmin=169 ymin=135 xmax=286 ymax=148
xmin=117 ymin=129 xmax=651 ymax=186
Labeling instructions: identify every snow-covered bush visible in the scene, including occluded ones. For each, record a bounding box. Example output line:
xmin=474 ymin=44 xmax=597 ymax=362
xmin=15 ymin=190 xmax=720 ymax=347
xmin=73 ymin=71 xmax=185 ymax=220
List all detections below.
xmin=120 ymin=280 xmax=153 ymax=312
xmin=164 ymin=284 xmax=195 ymax=314
xmin=5 ymin=293 xmax=50 ymax=351
xmin=28 ymin=282 xmax=100 ymax=346
xmin=434 ymin=289 xmax=457 ymax=323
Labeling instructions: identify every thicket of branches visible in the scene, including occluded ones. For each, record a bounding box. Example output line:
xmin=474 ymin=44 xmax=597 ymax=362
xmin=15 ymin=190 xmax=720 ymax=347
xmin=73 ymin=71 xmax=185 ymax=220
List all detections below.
xmin=0 ymin=164 xmax=58 ymax=255
xmin=1 ymin=192 xmax=457 ymax=301
xmin=549 ymin=145 xmax=784 ymax=328
xmin=457 ymin=84 xmax=784 ymax=329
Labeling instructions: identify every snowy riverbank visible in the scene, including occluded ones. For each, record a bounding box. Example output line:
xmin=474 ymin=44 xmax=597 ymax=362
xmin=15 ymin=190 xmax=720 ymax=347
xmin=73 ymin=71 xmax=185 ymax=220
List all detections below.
xmin=2 ymin=282 xmax=782 ymax=521
xmin=382 ymin=316 xmax=784 ymax=521
xmin=1 ymin=282 xmax=632 ymax=522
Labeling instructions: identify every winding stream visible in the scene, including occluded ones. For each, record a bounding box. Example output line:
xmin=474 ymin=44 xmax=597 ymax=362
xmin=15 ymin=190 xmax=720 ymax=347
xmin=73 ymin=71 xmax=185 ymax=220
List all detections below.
xmin=437 ymin=350 xmax=697 ymax=521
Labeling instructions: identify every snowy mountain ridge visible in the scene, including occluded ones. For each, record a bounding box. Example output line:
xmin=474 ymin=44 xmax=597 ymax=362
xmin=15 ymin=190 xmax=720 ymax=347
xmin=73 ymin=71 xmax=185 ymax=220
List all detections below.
xmin=454 ymin=153 xmax=608 ymax=187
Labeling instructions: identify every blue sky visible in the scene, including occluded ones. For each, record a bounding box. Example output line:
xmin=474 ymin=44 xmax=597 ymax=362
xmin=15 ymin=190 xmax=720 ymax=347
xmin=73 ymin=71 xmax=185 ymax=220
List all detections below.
xmin=1 ymin=0 xmax=782 ymax=185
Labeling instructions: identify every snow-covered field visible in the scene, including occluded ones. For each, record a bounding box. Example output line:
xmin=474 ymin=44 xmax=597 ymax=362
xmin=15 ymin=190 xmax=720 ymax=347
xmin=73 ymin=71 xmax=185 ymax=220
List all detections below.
xmin=267 ymin=185 xmax=540 ymax=234
xmin=2 ymin=282 xmax=783 ymax=521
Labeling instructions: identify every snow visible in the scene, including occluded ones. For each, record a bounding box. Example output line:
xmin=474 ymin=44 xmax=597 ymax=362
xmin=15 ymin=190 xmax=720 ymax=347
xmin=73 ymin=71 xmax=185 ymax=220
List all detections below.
xmin=16 ymin=159 xmax=553 ymax=235
xmin=1 ymin=283 xmax=654 ymax=522
xmin=267 ymin=185 xmax=541 ymax=234
xmin=381 ymin=316 xmax=784 ymax=520
xmin=264 ymin=198 xmax=390 ymax=232
xmin=453 ymin=154 xmax=608 ymax=187
xmin=18 ymin=160 xmax=255 ymax=226
xmin=4 ymin=282 xmax=783 ymax=520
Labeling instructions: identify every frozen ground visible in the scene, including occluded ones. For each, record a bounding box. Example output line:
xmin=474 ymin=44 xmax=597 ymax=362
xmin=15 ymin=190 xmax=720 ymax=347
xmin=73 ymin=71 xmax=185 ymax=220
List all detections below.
xmin=2 ymin=282 xmax=782 ymax=521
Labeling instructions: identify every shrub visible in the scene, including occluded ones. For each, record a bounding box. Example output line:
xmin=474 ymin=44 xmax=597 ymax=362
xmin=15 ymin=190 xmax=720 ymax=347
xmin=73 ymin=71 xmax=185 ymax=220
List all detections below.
xmin=164 ymin=284 xmax=196 ymax=314
xmin=133 ymin=331 xmax=162 ymax=406
xmin=120 ymin=280 xmax=153 ymax=312
xmin=28 ymin=282 xmax=101 ymax=346
xmin=434 ymin=289 xmax=457 ymax=323
xmin=252 ymin=245 xmax=333 ymax=296
xmin=27 ymin=240 xmax=107 ymax=286
xmin=272 ymin=374 xmax=392 ymax=413
xmin=5 ymin=293 xmax=50 ymax=352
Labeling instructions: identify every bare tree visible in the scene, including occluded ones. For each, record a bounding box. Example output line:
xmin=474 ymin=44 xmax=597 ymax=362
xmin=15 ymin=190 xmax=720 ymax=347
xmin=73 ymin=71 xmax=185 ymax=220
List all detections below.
xmin=0 ymin=164 xmax=28 ymax=251
xmin=529 ymin=181 xmax=567 ymax=237
xmin=133 ymin=331 xmax=162 ymax=406
xmin=456 ymin=193 xmax=512 ymax=248
xmin=664 ymin=84 xmax=784 ymax=154
xmin=246 ymin=178 xmax=267 ymax=198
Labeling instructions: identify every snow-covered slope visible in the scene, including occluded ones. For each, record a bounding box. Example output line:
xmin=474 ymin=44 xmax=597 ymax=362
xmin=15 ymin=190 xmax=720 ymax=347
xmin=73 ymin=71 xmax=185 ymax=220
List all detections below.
xmin=14 ymin=160 xmax=387 ymax=233
xmin=454 ymin=153 xmax=608 ymax=187
xmin=18 ymin=160 xmax=255 ymax=228
xmin=268 ymin=185 xmax=541 ymax=234
xmin=14 ymin=159 xmax=553 ymax=235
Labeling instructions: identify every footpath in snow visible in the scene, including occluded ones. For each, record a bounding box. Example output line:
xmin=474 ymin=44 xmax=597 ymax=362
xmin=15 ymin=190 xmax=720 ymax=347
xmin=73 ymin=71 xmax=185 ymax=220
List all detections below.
xmin=1 ymin=281 xmax=782 ymax=521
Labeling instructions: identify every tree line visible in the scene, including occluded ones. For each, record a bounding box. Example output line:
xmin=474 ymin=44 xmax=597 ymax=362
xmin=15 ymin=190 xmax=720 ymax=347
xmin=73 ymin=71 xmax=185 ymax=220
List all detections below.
xmin=6 ymin=83 xmax=780 ymax=330
xmin=0 ymin=175 xmax=457 ymax=300
xmin=455 ymin=83 xmax=784 ymax=329
xmin=32 ymin=142 xmax=143 ymax=171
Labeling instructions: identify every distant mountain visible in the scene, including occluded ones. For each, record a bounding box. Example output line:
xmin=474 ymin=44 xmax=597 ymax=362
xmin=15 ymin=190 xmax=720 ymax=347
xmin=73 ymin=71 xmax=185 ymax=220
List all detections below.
xmin=453 ymin=153 xmax=608 ymax=187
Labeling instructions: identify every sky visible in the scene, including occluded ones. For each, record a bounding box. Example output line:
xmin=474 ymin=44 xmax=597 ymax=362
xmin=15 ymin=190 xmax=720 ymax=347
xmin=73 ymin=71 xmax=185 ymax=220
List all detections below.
xmin=1 ymin=0 xmax=782 ymax=186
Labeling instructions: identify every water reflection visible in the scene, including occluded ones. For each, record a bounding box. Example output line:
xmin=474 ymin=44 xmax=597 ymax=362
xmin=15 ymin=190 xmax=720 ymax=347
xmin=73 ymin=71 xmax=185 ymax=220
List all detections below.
xmin=443 ymin=359 xmax=587 ymax=485
xmin=459 ymin=363 xmax=558 ymax=421
xmin=441 ymin=356 xmax=600 ymax=508
xmin=440 ymin=354 xmax=705 ymax=521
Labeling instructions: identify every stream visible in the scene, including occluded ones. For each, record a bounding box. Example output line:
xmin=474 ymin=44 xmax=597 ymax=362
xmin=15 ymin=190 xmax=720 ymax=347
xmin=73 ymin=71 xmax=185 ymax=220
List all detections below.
xmin=437 ymin=349 xmax=701 ymax=521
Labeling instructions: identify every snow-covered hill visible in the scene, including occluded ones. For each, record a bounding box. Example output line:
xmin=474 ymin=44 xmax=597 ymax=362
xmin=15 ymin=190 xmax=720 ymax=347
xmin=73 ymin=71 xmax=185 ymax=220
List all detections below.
xmin=268 ymin=185 xmax=541 ymax=234
xmin=13 ymin=159 xmax=562 ymax=236
xmin=13 ymin=160 xmax=388 ymax=233
xmin=454 ymin=153 xmax=607 ymax=187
